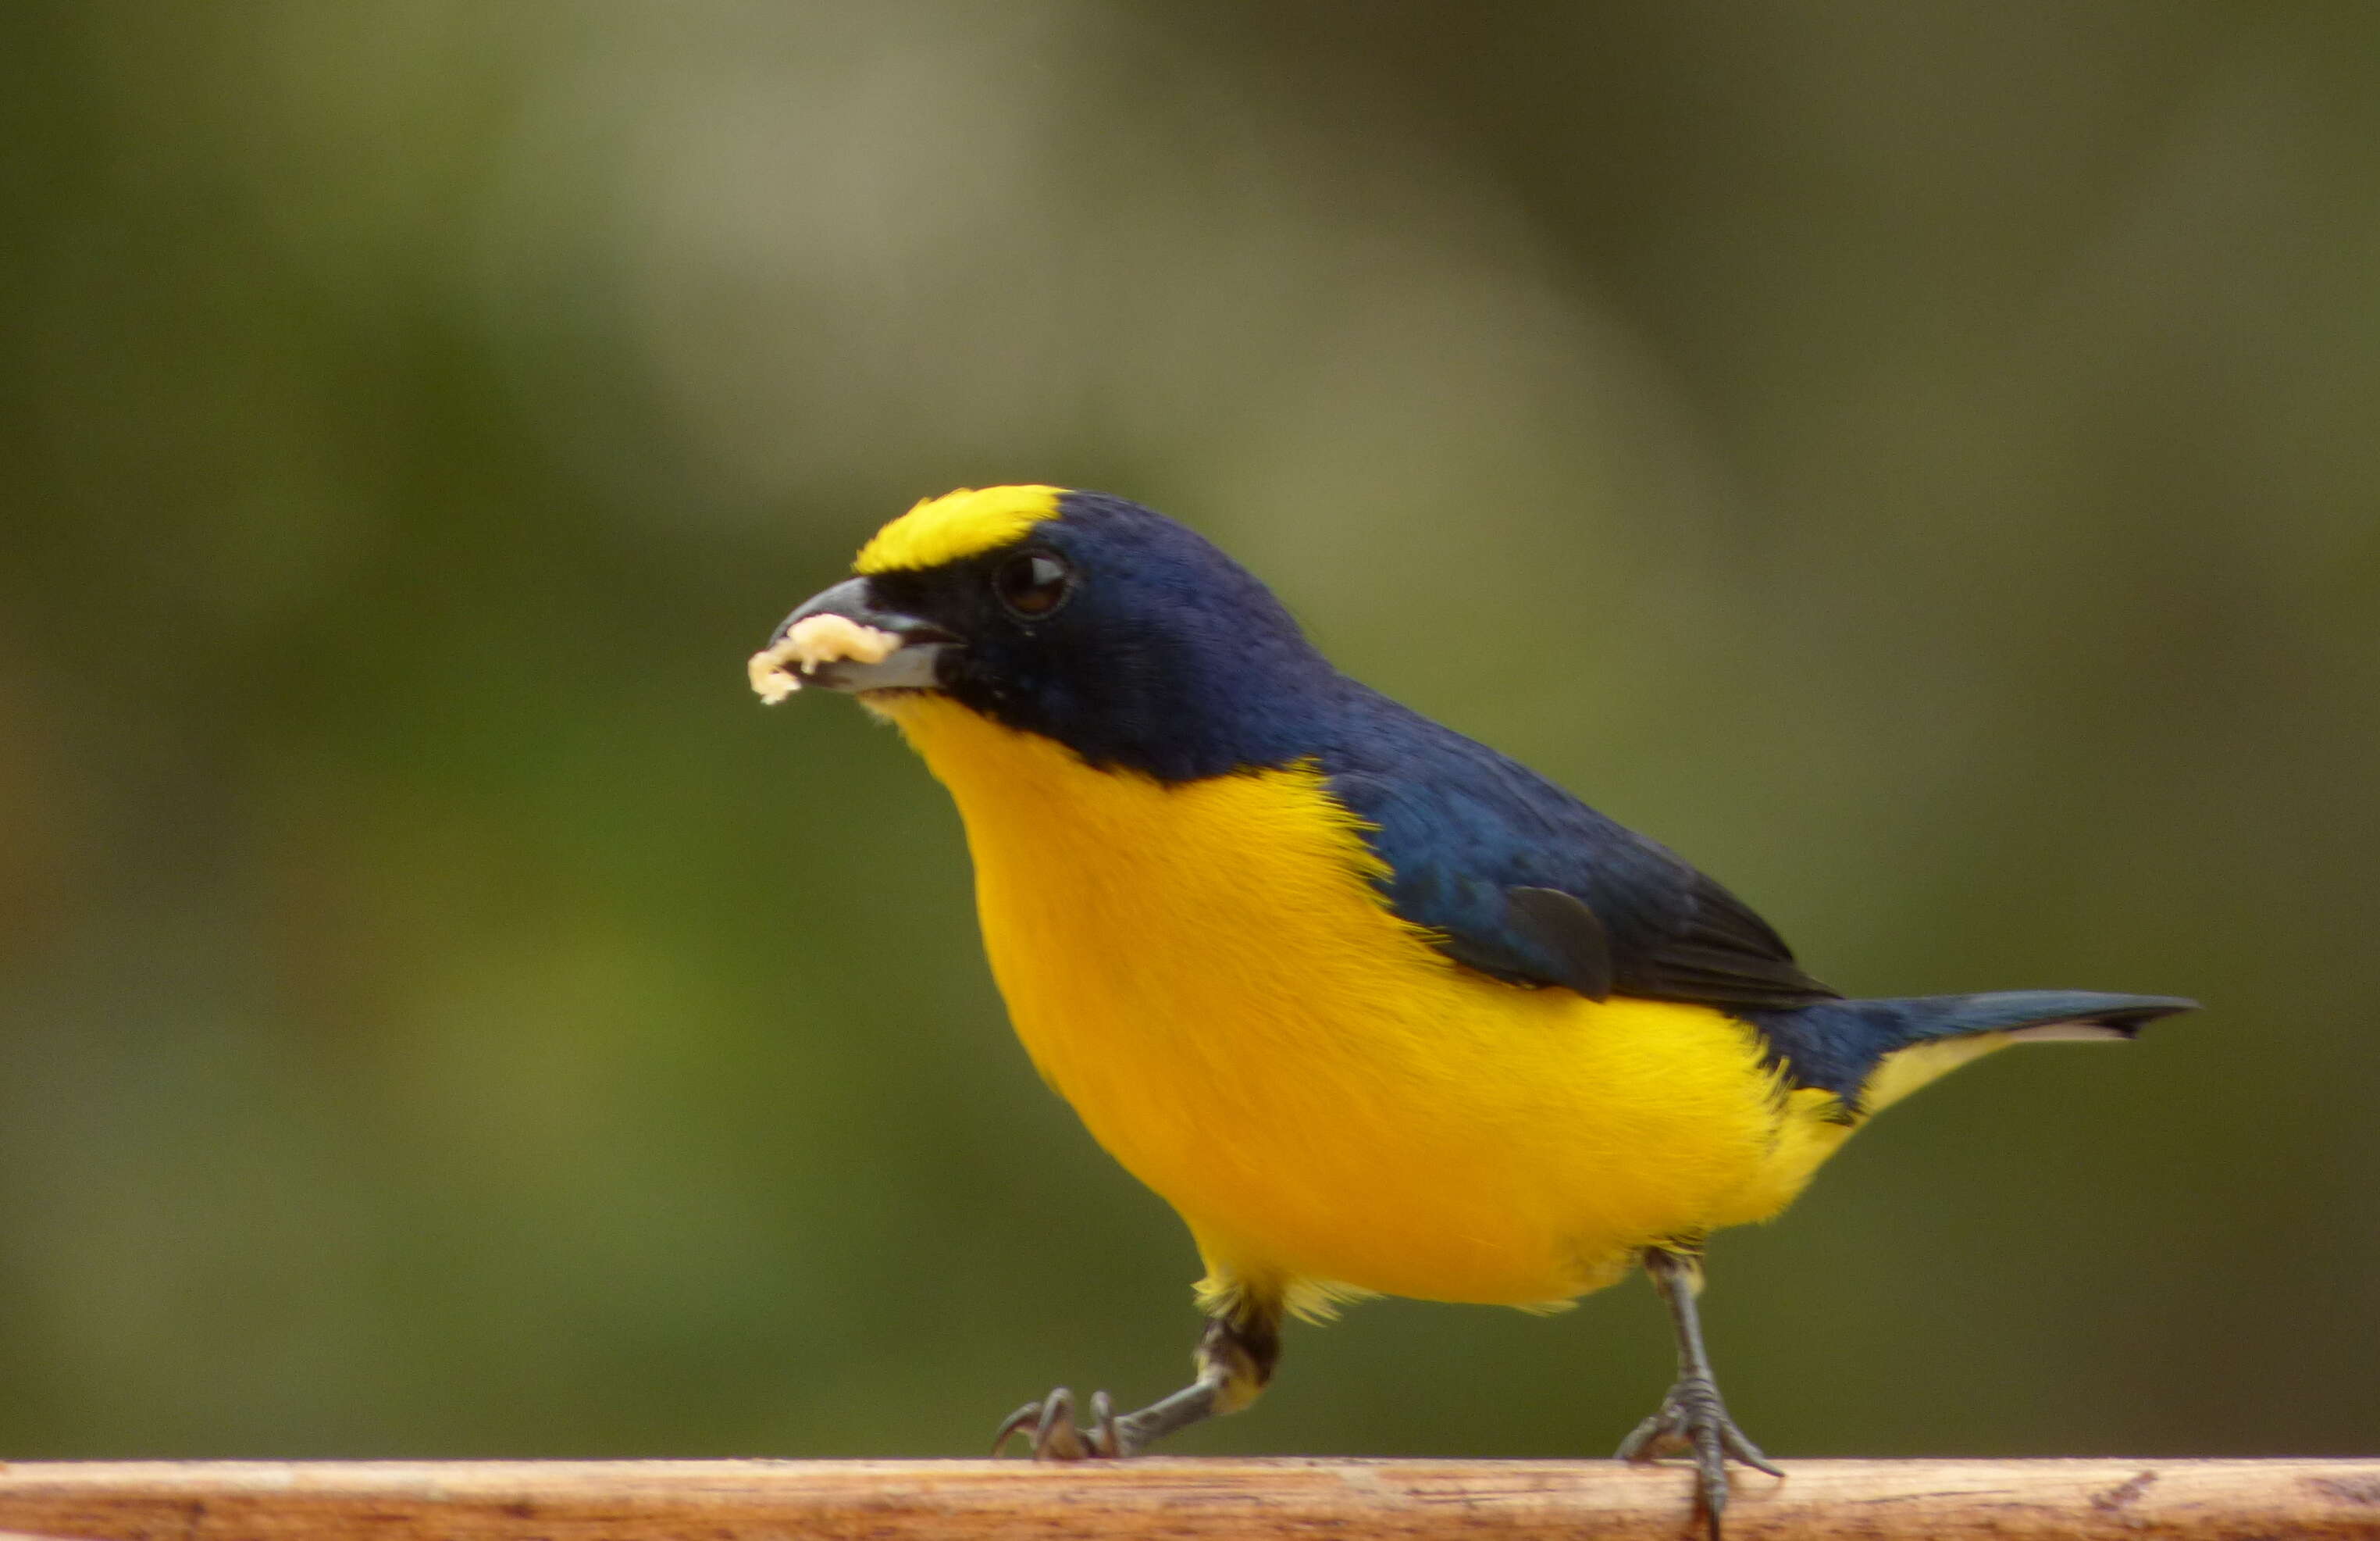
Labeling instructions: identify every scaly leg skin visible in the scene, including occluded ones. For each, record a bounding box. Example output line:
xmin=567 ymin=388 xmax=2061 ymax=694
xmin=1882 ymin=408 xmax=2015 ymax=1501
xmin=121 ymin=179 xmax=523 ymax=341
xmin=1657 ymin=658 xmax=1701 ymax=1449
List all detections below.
xmin=1617 ymin=1244 xmax=1783 ymax=1539
xmin=993 ymin=1295 xmax=1281 ymax=1459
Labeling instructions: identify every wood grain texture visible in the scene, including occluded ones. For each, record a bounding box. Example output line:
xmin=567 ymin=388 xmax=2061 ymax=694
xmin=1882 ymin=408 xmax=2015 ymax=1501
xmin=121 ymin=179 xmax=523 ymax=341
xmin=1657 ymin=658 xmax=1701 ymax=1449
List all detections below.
xmin=1 ymin=1459 xmax=2377 ymax=1541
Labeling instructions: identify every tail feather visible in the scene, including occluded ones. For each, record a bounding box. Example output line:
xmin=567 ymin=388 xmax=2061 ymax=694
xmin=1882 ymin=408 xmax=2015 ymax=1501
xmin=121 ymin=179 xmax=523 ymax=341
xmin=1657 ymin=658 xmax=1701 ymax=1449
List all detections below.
xmin=1746 ymin=990 xmax=2197 ymax=1114
xmin=1880 ymin=989 xmax=2197 ymax=1043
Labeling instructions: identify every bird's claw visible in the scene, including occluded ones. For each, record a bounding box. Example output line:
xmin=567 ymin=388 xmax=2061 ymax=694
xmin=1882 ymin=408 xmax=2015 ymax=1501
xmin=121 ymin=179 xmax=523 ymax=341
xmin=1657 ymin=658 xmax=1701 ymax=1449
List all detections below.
xmin=1616 ymin=1374 xmax=1781 ymax=1535
xmin=992 ymin=1386 xmax=1129 ymax=1459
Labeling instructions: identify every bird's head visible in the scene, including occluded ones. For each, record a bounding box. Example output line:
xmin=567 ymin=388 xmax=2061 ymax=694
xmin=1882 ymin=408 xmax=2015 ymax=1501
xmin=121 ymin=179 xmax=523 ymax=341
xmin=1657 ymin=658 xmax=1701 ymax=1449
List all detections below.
xmin=750 ymin=487 xmax=1335 ymax=779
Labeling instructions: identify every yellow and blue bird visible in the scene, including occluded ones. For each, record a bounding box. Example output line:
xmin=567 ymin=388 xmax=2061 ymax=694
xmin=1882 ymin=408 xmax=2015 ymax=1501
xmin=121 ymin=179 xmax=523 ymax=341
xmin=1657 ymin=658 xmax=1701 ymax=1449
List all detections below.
xmin=749 ymin=485 xmax=2193 ymax=1531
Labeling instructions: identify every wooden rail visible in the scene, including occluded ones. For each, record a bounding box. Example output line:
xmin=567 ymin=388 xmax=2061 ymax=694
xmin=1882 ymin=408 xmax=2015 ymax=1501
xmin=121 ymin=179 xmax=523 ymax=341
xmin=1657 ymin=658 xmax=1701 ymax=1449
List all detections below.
xmin=0 ymin=1458 xmax=2375 ymax=1540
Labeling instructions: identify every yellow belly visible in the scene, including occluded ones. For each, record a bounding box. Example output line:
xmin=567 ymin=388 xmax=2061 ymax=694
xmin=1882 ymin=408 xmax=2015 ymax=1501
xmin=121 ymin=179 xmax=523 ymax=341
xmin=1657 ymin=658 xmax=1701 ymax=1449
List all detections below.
xmin=877 ymin=696 xmax=1849 ymax=1308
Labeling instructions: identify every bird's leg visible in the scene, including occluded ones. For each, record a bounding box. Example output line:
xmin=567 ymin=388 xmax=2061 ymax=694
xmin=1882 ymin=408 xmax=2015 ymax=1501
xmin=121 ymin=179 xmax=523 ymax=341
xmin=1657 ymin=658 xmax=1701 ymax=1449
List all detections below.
xmin=993 ymin=1294 xmax=1281 ymax=1459
xmin=1617 ymin=1245 xmax=1782 ymax=1537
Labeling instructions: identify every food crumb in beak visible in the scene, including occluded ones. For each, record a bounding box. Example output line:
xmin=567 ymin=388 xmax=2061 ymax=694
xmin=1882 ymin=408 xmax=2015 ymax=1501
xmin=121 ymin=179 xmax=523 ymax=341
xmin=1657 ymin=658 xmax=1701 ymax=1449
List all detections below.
xmin=747 ymin=613 xmax=903 ymax=703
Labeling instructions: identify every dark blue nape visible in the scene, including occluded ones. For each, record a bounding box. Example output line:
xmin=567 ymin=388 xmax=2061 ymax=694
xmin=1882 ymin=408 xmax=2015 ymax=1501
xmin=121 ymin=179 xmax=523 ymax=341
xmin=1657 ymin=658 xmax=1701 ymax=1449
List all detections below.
xmin=948 ymin=492 xmax=1341 ymax=781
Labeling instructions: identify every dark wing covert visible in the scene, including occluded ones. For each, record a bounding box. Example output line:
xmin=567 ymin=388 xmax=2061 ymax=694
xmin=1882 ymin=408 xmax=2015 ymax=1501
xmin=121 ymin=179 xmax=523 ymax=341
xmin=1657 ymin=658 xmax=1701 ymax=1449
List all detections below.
xmin=1320 ymin=690 xmax=1837 ymax=1014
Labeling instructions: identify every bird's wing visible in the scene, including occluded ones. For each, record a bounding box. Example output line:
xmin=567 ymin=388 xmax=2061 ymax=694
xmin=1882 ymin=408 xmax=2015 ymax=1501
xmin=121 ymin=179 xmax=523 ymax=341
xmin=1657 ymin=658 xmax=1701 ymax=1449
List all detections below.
xmin=1323 ymin=704 xmax=1837 ymax=1011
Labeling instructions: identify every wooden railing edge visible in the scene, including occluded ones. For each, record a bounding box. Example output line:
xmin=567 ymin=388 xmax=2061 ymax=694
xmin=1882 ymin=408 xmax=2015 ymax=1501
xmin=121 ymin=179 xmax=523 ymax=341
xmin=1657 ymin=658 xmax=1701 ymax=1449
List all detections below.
xmin=2 ymin=1456 xmax=2376 ymax=1539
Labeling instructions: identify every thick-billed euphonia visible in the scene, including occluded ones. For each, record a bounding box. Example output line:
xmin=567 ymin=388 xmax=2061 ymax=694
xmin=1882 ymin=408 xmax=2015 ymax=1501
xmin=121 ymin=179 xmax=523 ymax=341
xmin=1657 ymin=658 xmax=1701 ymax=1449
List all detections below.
xmin=749 ymin=485 xmax=2192 ymax=1533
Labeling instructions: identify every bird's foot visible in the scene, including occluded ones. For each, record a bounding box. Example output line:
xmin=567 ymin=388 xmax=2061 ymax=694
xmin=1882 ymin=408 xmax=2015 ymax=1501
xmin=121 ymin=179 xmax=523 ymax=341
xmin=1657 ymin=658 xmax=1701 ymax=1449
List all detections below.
xmin=1616 ymin=1373 xmax=1781 ymax=1535
xmin=992 ymin=1386 xmax=1138 ymax=1460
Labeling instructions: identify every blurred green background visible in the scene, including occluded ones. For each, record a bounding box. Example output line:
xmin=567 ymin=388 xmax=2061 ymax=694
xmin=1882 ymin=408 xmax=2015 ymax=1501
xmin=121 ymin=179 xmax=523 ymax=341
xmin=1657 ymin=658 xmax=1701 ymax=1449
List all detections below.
xmin=2 ymin=1 xmax=2374 ymax=1462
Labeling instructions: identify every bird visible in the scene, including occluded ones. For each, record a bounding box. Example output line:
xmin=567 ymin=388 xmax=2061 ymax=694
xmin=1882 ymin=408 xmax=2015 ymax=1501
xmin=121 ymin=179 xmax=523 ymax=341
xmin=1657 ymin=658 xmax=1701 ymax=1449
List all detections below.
xmin=747 ymin=484 xmax=2193 ymax=1536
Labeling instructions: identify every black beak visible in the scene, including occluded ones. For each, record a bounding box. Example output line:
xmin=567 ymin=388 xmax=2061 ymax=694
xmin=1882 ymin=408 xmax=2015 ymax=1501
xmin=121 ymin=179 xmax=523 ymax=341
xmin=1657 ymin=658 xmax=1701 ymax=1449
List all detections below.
xmin=750 ymin=576 xmax=957 ymax=697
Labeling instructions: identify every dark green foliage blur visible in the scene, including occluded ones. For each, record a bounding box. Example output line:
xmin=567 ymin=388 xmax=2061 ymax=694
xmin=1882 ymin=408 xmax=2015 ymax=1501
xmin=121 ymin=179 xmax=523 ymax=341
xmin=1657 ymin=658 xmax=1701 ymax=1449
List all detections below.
xmin=2 ymin=1 xmax=2374 ymax=1461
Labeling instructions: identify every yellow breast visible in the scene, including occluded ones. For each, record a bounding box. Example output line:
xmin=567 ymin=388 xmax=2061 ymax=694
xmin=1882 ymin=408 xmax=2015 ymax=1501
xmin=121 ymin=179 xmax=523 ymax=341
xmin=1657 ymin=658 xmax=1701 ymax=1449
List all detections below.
xmin=875 ymin=695 xmax=1839 ymax=1308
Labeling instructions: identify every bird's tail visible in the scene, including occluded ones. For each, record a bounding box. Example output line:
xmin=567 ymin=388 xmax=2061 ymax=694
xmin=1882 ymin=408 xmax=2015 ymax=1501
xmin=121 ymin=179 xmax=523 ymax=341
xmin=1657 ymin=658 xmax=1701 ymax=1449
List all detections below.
xmin=1750 ymin=990 xmax=2197 ymax=1118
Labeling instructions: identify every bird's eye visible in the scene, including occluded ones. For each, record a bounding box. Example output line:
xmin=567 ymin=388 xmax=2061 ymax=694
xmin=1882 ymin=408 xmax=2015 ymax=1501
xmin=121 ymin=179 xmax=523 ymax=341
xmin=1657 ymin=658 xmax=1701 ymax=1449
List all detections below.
xmin=992 ymin=551 xmax=1074 ymax=619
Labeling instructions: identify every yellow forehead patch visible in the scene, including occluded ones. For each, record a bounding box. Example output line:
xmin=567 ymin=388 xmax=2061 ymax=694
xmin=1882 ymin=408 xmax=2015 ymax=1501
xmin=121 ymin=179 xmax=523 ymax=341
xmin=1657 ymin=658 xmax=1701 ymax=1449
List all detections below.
xmin=854 ymin=485 xmax=1065 ymax=575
